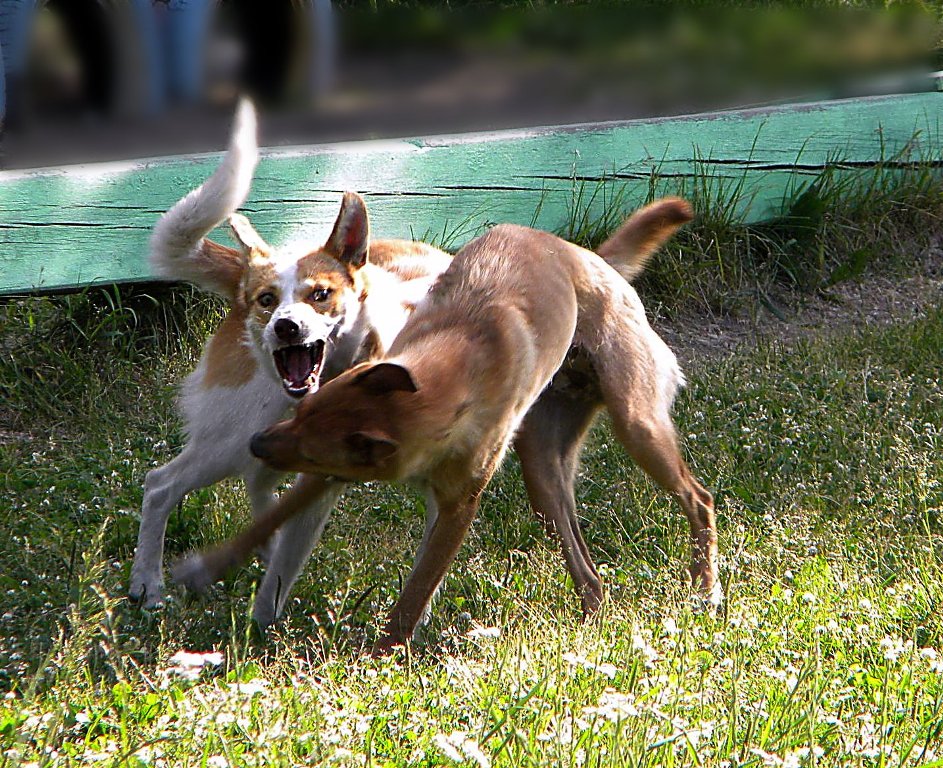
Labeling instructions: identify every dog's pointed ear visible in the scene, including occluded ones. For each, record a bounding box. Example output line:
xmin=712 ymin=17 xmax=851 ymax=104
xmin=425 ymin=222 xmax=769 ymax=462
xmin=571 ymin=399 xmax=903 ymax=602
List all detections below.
xmin=229 ymin=213 xmax=271 ymax=261
xmin=346 ymin=431 xmax=399 ymax=466
xmin=324 ymin=192 xmax=370 ymax=270
xmin=352 ymin=362 xmax=418 ymax=395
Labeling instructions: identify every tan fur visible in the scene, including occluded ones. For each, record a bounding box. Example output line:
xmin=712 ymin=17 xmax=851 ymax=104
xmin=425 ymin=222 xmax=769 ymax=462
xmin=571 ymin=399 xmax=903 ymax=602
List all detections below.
xmin=201 ymin=308 xmax=257 ymax=389
xmin=191 ymin=240 xmax=246 ymax=301
xmin=295 ymin=251 xmax=360 ymax=314
xmin=132 ymin=193 xmax=454 ymax=611
xmin=596 ymin=197 xmax=693 ymax=283
xmin=179 ymin=203 xmax=719 ymax=654
xmin=241 ymin=258 xmax=281 ymax=331
xmin=369 ymin=240 xmax=454 ymax=282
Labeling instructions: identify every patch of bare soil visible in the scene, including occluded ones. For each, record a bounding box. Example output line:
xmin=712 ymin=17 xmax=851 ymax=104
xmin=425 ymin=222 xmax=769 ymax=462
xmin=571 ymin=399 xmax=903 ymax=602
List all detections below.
xmin=655 ymin=241 xmax=943 ymax=369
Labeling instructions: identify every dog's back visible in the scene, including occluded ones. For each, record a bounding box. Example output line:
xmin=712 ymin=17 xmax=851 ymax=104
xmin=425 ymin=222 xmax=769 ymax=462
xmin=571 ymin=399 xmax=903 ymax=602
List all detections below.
xmin=368 ymin=240 xmax=453 ymax=283
xmin=391 ymin=224 xmax=582 ymax=405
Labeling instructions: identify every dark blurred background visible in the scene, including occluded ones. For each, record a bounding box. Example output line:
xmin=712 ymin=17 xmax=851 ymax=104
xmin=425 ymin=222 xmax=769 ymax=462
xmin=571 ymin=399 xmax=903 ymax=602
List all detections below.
xmin=0 ymin=0 xmax=939 ymax=169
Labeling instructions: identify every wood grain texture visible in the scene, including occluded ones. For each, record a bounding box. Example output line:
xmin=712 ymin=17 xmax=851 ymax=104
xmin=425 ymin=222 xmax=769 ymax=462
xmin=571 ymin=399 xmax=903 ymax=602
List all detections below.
xmin=1 ymin=92 xmax=940 ymax=294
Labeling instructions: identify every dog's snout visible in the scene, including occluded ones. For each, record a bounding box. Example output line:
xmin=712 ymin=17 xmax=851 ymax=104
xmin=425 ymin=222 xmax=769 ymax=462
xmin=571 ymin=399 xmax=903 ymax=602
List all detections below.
xmin=250 ymin=432 xmax=271 ymax=460
xmin=274 ymin=318 xmax=301 ymax=343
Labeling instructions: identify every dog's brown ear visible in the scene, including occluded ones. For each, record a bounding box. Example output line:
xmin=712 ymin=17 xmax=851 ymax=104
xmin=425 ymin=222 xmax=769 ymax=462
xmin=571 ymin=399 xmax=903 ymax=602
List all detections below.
xmin=324 ymin=192 xmax=370 ymax=269
xmin=229 ymin=214 xmax=271 ymax=262
xmin=352 ymin=362 xmax=418 ymax=394
xmin=346 ymin=431 xmax=399 ymax=466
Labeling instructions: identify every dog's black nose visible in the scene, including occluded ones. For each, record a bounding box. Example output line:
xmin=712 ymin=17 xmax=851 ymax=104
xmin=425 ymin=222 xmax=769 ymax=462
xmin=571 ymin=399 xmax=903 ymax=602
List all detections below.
xmin=250 ymin=432 xmax=271 ymax=460
xmin=273 ymin=318 xmax=300 ymax=343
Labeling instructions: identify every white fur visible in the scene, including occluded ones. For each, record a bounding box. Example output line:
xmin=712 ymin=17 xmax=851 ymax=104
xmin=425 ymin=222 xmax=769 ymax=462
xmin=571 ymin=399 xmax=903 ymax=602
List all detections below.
xmin=150 ymin=99 xmax=258 ymax=294
xmin=259 ymin=257 xmax=342 ymax=365
xmin=130 ymin=108 xmax=447 ymax=616
xmin=575 ymin=250 xmax=686 ymax=426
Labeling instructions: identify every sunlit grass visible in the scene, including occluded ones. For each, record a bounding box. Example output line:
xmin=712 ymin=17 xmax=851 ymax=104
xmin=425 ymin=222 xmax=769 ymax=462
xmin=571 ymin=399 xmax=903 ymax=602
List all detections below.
xmin=1 ymin=275 xmax=941 ymax=764
xmin=1 ymin=145 xmax=941 ymax=764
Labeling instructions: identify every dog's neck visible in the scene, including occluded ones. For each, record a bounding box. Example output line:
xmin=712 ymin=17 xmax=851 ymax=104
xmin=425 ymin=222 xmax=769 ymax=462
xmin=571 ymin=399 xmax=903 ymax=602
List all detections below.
xmin=378 ymin=328 xmax=518 ymax=488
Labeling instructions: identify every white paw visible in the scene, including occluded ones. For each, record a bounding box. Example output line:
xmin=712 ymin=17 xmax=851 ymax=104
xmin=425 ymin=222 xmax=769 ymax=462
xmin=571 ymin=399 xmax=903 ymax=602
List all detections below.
xmin=128 ymin=572 xmax=164 ymax=608
xmin=691 ymin=582 xmax=724 ymax=614
xmin=170 ymin=553 xmax=216 ymax=594
xmin=251 ymin=599 xmax=278 ymax=629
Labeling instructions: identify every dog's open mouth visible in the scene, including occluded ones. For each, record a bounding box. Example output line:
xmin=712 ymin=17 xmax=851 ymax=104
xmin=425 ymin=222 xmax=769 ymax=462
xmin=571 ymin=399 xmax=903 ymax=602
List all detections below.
xmin=273 ymin=340 xmax=326 ymax=397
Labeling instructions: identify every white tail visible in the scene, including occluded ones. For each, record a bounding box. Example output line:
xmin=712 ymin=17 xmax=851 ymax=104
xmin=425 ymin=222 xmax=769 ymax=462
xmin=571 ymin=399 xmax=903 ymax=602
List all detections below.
xmin=149 ymin=99 xmax=259 ymax=297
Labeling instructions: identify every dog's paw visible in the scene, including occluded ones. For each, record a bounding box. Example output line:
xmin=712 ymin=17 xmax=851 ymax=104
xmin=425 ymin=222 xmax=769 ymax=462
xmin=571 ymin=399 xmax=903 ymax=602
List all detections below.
xmin=251 ymin=599 xmax=279 ymax=630
xmin=691 ymin=582 xmax=724 ymax=615
xmin=128 ymin=574 xmax=165 ymax=609
xmin=170 ymin=553 xmax=217 ymax=594
xmin=370 ymin=636 xmax=405 ymax=658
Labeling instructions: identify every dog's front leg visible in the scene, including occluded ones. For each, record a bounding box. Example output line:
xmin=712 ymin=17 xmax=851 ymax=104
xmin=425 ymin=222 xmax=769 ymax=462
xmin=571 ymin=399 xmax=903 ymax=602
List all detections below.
xmin=171 ymin=474 xmax=334 ymax=593
xmin=372 ymin=489 xmax=479 ymax=656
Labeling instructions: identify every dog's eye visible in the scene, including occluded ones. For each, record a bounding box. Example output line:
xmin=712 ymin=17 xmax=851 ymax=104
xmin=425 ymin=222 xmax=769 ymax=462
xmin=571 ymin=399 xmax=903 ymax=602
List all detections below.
xmin=257 ymin=292 xmax=276 ymax=308
xmin=311 ymin=287 xmax=333 ymax=302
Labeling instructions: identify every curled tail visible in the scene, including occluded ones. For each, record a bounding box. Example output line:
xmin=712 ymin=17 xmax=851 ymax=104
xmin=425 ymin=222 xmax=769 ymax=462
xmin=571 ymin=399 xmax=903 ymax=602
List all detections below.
xmin=596 ymin=197 xmax=693 ymax=283
xmin=150 ymin=99 xmax=259 ymax=300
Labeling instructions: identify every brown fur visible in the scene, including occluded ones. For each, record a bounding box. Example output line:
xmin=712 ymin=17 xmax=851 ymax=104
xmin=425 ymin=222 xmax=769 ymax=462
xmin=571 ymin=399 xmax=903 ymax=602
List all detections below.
xmin=181 ymin=203 xmax=719 ymax=654
xmin=369 ymin=240 xmax=455 ymax=282
xmin=201 ymin=308 xmax=257 ymax=389
xmin=596 ymin=197 xmax=694 ymax=283
xmin=294 ymin=251 xmax=362 ymax=314
xmin=190 ymin=240 xmax=246 ymax=302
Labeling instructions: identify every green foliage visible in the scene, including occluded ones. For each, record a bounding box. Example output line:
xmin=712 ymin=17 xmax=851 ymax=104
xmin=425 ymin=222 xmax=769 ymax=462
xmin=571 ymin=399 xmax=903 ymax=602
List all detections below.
xmin=561 ymin=139 xmax=943 ymax=316
xmin=1 ymin=258 xmax=941 ymax=763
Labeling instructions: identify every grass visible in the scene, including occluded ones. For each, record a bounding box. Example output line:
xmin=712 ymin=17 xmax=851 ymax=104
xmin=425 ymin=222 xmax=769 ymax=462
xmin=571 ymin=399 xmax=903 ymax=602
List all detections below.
xmin=1 ymin=148 xmax=942 ymax=764
xmin=558 ymin=140 xmax=943 ymax=318
xmin=1 ymin=267 xmax=942 ymax=764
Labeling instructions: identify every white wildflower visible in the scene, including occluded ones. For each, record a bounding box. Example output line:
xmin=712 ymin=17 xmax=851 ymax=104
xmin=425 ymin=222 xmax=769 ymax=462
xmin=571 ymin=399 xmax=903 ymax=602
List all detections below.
xmin=879 ymin=636 xmax=908 ymax=663
xmin=229 ymin=679 xmax=268 ymax=696
xmin=663 ymin=617 xmax=682 ymax=636
xmin=562 ymin=652 xmax=617 ymax=679
xmin=164 ymin=650 xmax=224 ymax=681
xmin=783 ymin=746 xmax=823 ymax=768
xmin=749 ymin=747 xmax=783 ymax=766
xmin=631 ymin=633 xmax=659 ymax=667
xmin=467 ymin=626 xmax=501 ymax=639
xmin=433 ymin=732 xmax=490 ymax=768
xmin=582 ymin=689 xmax=640 ymax=722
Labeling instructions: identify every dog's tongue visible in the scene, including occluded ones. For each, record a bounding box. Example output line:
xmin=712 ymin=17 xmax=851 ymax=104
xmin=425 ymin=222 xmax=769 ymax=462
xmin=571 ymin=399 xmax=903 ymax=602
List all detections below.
xmin=284 ymin=347 xmax=312 ymax=386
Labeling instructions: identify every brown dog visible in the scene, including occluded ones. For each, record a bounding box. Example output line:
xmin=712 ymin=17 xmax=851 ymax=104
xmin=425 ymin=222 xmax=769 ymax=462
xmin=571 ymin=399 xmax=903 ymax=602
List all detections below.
xmin=174 ymin=199 xmax=720 ymax=653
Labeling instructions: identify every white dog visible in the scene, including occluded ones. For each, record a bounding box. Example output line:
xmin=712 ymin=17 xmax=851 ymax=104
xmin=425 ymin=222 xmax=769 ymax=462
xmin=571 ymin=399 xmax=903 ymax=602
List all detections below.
xmin=129 ymin=101 xmax=452 ymax=624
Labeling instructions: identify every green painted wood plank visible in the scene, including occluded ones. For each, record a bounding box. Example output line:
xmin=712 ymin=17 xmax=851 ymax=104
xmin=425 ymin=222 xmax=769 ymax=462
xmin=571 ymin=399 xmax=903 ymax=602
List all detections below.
xmin=1 ymin=92 xmax=940 ymax=295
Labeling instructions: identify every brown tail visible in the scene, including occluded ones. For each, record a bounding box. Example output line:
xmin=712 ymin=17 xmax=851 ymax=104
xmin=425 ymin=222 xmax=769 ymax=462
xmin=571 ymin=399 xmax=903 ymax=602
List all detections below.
xmin=596 ymin=197 xmax=693 ymax=283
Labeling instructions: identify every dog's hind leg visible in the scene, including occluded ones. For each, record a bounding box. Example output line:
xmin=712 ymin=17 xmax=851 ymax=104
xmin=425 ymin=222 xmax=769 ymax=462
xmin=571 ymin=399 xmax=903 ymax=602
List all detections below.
xmin=129 ymin=448 xmax=236 ymax=607
xmin=514 ymin=392 xmax=604 ymax=616
xmin=252 ymin=478 xmax=346 ymax=628
xmin=596 ymin=356 xmax=722 ymax=608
